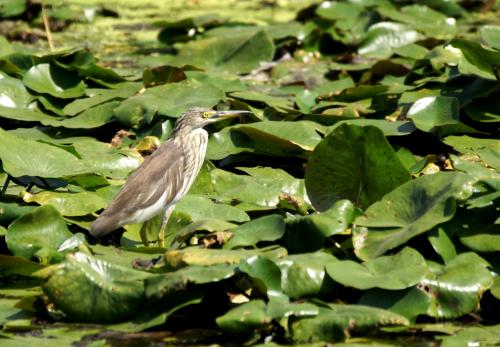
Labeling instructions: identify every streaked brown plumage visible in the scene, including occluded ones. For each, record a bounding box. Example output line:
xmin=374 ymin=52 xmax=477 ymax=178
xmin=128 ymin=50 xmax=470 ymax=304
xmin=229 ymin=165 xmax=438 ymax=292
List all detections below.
xmin=90 ymin=107 xmax=250 ymax=246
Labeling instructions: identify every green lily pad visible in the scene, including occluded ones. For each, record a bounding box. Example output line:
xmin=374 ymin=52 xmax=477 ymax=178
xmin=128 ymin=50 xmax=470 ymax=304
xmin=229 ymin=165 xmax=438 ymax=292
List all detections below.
xmin=157 ymin=14 xmax=225 ymax=44
xmin=326 ymin=120 xmax=416 ymax=137
xmin=267 ymin=299 xmax=319 ymax=320
xmin=65 ymin=50 xmax=126 ymax=86
xmin=440 ymin=325 xmax=500 ymax=347
xmin=316 ymin=1 xmax=370 ymax=45
xmin=283 ymin=199 xmax=355 ymax=253
xmin=209 ymin=168 xmax=305 ymax=210
xmin=22 ymin=64 xmax=86 ymax=99
xmin=23 ymin=190 xmax=107 ymax=217
xmin=36 ymin=252 xmax=148 ymax=323
xmin=208 ymin=120 xmax=324 ymax=160
xmin=438 ymin=206 xmax=500 ymax=253
xmin=217 ymin=300 xmax=270 ymax=334
xmin=0 ymin=128 xmax=90 ymax=178
xmin=443 ymin=135 xmax=499 ymax=154
xmin=113 ymin=79 xmax=225 ymax=127
xmin=145 ymin=263 xmax=235 ymax=299
xmin=491 ymin=276 xmax=500 ymax=300
xmin=63 ymin=83 xmax=142 ymax=116
xmin=353 ymin=172 xmax=475 ymax=260
xmin=305 ymin=124 xmax=410 ymax=211
xmin=464 ymin=97 xmax=500 ymax=123
xmin=172 ymin=218 xmax=236 ymax=246
xmin=407 ymin=96 xmax=459 ymax=132
xmin=419 ymin=253 xmax=493 ymax=318
xmin=72 ymin=140 xmax=142 ymax=180
xmin=0 ymin=199 xmax=35 ymax=224
xmin=57 ymin=100 xmax=120 ymax=129
xmin=0 ymin=255 xmax=45 ymax=280
xmin=169 ymin=30 xmax=275 ymax=74
xmin=163 ymin=246 xmax=287 ymax=269
xmin=0 ymin=73 xmax=33 ymax=108
xmin=206 ymin=22 xmax=304 ymax=41
xmin=291 ymin=304 xmax=409 ymax=343
xmin=0 ymin=0 xmax=26 ymax=17
xmin=224 ymin=214 xmax=285 ymax=249
xmin=359 ymin=22 xmax=421 ymax=58
xmin=239 ymin=256 xmax=284 ymax=300
xmin=276 ymin=252 xmax=337 ymax=298
xmin=240 ymin=166 xmax=309 ymax=206
xmin=6 ymin=205 xmax=73 ymax=263
xmin=358 ymin=287 xmax=430 ymax=322
xmin=0 ymin=104 xmax=63 ymax=125
xmin=230 ymin=90 xmax=294 ymax=111
xmin=480 ymin=25 xmax=500 ymax=50
xmin=428 ymin=227 xmax=457 ymax=264
xmin=326 ymin=247 xmax=428 ymax=290
xmin=380 ymin=5 xmax=456 ymax=38
xmin=451 ymin=39 xmax=500 ymax=80
xmin=450 ymin=155 xmax=499 ymax=190
xmin=175 ymin=195 xmax=249 ymax=223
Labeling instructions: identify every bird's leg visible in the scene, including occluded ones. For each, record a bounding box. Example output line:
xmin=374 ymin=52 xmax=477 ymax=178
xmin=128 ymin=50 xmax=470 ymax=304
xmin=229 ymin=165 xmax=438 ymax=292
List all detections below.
xmin=158 ymin=205 xmax=175 ymax=248
xmin=139 ymin=222 xmax=149 ymax=246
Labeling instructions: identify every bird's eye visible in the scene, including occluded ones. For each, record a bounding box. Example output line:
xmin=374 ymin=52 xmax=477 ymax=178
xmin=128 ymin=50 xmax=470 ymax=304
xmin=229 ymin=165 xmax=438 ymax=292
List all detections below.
xmin=202 ymin=112 xmax=211 ymax=118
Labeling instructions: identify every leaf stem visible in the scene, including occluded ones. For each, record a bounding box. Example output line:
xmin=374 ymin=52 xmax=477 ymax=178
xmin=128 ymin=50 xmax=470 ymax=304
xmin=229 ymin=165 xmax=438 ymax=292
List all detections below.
xmin=41 ymin=2 xmax=54 ymax=52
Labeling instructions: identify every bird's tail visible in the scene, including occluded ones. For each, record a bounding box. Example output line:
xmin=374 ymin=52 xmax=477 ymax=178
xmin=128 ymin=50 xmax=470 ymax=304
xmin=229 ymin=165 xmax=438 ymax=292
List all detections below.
xmin=90 ymin=215 xmax=120 ymax=237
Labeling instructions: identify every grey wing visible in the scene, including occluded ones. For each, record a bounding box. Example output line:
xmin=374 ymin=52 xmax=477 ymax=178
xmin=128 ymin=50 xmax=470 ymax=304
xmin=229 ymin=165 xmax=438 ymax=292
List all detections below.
xmin=90 ymin=139 xmax=186 ymax=237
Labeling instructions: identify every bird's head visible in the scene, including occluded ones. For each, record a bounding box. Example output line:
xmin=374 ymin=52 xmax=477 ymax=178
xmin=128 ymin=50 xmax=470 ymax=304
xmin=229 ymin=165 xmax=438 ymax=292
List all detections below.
xmin=174 ymin=107 xmax=251 ymax=132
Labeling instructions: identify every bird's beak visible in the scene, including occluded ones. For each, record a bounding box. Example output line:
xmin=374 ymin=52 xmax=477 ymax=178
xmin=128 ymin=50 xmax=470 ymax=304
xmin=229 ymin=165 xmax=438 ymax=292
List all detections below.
xmin=209 ymin=110 xmax=252 ymax=121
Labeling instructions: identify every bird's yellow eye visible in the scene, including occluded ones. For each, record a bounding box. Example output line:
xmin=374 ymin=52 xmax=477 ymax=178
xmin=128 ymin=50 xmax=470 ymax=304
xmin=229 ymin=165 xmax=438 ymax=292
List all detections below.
xmin=202 ymin=111 xmax=211 ymax=118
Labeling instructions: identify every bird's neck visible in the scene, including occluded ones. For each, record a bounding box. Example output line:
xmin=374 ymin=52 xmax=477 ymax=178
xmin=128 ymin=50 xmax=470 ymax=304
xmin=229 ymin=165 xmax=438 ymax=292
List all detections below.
xmin=172 ymin=128 xmax=208 ymax=142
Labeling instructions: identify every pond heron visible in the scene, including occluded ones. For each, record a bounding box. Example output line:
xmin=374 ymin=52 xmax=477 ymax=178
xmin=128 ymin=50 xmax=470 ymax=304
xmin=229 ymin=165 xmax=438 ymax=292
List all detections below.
xmin=90 ymin=107 xmax=251 ymax=246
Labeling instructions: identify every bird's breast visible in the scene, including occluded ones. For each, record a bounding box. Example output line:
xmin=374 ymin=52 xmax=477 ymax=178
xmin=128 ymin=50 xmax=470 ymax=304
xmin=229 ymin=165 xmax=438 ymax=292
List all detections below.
xmin=171 ymin=129 xmax=208 ymax=203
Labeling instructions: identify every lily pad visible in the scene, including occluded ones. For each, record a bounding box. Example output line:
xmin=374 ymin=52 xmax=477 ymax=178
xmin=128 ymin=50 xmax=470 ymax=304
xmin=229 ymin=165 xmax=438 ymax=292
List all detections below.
xmin=0 ymin=128 xmax=90 ymax=178
xmin=326 ymin=119 xmax=416 ymax=137
xmin=359 ymin=22 xmax=421 ymax=58
xmin=283 ymin=199 xmax=355 ymax=253
xmin=57 ymin=100 xmax=120 ymax=129
xmin=353 ymin=172 xmax=475 ymax=260
xmin=276 ymin=252 xmax=337 ymax=298
xmin=440 ymin=325 xmax=500 ymax=347
xmin=208 ymin=120 xmax=324 ymax=160
xmin=210 ymin=168 xmax=303 ymax=210
xmin=326 ymin=247 xmax=428 ymax=290
xmin=63 ymin=82 xmax=142 ymax=116
xmin=291 ymin=305 xmax=409 ymax=343
xmin=0 ymin=199 xmax=35 ymax=224
xmin=0 ymin=255 xmax=45 ymax=280
xmin=145 ymin=263 xmax=235 ymax=299
xmin=305 ymin=124 xmax=410 ymax=211
xmin=22 ymin=64 xmax=86 ymax=99
xmin=407 ymin=96 xmax=459 ymax=132
xmin=163 ymin=246 xmax=287 ymax=269
xmin=113 ymin=79 xmax=225 ymax=127
xmin=72 ymin=140 xmax=142 ymax=180
xmin=169 ymin=30 xmax=275 ymax=74
xmin=358 ymin=287 xmax=430 ymax=321
xmin=217 ymin=300 xmax=270 ymax=334
xmin=225 ymin=214 xmax=285 ymax=249
xmin=175 ymin=195 xmax=249 ymax=223
xmin=418 ymin=253 xmax=493 ymax=318
xmin=6 ymin=205 xmax=73 ymax=263
xmin=480 ymin=25 xmax=500 ymax=50
xmin=0 ymin=73 xmax=33 ymax=108
xmin=451 ymin=39 xmax=500 ymax=80
xmin=239 ymin=256 xmax=284 ymax=300
xmin=23 ymin=190 xmax=107 ymax=217
xmin=36 ymin=252 xmax=149 ymax=323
